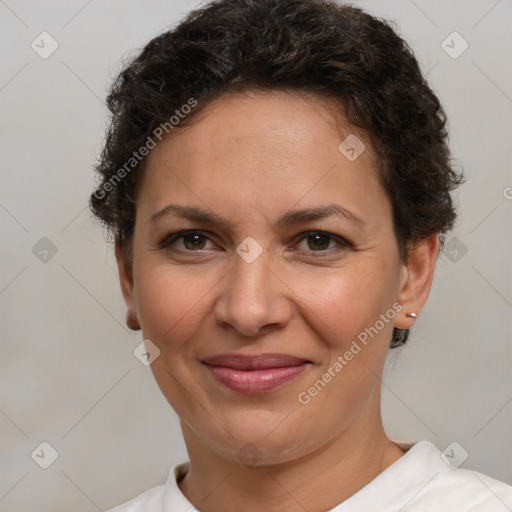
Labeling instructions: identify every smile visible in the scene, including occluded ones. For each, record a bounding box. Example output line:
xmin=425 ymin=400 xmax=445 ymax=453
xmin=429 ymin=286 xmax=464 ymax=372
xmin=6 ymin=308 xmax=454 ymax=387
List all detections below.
xmin=202 ymin=353 xmax=312 ymax=394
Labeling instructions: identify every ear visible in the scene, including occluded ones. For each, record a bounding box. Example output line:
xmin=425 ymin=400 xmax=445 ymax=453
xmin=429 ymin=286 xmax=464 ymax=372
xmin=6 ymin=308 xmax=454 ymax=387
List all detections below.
xmin=395 ymin=234 xmax=439 ymax=329
xmin=115 ymin=240 xmax=141 ymax=331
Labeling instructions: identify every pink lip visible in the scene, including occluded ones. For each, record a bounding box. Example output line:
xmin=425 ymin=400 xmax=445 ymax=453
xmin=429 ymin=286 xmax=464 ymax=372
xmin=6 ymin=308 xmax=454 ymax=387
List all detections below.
xmin=202 ymin=353 xmax=311 ymax=394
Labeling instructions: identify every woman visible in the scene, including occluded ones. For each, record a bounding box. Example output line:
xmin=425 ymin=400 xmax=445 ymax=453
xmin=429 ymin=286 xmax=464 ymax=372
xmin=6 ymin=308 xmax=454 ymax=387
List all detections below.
xmin=90 ymin=0 xmax=512 ymax=510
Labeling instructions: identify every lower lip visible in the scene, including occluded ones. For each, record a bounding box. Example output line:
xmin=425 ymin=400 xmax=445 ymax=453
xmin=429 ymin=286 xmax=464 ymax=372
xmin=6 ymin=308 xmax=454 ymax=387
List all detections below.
xmin=204 ymin=363 xmax=310 ymax=394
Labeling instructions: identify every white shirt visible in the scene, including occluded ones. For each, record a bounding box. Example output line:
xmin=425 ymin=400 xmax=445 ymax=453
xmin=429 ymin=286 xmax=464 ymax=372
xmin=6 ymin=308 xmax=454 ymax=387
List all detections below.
xmin=106 ymin=440 xmax=512 ymax=511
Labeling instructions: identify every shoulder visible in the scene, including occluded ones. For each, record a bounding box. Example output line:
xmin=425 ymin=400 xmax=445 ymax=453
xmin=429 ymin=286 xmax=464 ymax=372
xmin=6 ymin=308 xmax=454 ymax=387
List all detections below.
xmin=104 ymin=484 xmax=165 ymax=512
xmin=104 ymin=462 xmax=192 ymax=512
xmin=340 ymin=440 xmax=512 ymax=512
xmin=399 ymin=440 xmax=512 ymax=510
xmin=422 ymin=464 xmax=512 ymax=509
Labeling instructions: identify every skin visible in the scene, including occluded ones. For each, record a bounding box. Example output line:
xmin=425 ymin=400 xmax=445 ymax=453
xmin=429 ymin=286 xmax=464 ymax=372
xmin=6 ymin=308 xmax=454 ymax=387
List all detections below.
xmin=116 ymin=89 xmax=439 ymax=512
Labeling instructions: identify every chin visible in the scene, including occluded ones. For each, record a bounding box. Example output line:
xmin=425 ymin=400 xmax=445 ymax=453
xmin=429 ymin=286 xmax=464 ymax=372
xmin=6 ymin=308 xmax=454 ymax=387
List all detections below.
xmin=200 ymin=411 xmax=315 ymax=466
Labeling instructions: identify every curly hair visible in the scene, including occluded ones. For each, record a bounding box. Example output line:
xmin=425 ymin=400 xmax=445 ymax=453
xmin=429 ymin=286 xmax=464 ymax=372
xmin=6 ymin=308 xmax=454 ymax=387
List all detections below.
xmin=89 ymin=0 xmax=464 ymax=348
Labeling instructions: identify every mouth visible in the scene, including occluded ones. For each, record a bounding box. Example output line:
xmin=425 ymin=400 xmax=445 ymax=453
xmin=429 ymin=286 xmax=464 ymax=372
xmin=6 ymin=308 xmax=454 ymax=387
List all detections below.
xmin=202 ymin=353 xmax=312 ymax=394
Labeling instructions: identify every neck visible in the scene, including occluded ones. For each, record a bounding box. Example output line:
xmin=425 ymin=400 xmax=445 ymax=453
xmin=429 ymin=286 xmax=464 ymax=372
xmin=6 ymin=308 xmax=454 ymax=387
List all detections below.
xmin=178 ymin=404 xmax=405 ymax=511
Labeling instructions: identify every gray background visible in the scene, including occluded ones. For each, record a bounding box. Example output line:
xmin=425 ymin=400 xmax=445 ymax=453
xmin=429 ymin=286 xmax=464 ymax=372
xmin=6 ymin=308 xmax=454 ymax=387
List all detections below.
xmin=1 ymin=0 xmax=511 ymax=510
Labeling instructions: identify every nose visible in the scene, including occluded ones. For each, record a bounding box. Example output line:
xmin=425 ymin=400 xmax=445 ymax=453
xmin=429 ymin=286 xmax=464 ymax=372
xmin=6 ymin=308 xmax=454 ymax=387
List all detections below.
xmin=213 ymin=246 xmax=292 ymax=338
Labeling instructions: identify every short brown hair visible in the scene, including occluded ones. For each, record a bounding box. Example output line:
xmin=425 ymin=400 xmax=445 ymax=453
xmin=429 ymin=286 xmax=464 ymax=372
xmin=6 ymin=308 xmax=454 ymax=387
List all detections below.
xmin=90 ymin=0 xmax=464 ymax=347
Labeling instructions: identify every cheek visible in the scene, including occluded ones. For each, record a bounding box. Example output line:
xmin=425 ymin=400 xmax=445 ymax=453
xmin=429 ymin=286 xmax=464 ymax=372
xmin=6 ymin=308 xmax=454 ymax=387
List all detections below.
xmin=134 ymin=262 xmax=215 ymax=346
xmin=296 ymin=258 xmax=398 ymax=346
xmin=134 ymin=253 xmax=399 ymax=348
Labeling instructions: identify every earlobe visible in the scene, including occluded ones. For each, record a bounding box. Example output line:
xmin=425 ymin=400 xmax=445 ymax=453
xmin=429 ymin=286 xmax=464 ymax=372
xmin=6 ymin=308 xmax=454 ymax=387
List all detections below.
xmin=115 ymin=240 xmax=141 ymax=331
xmin=395 ymin=234 xmax=439 ymax=329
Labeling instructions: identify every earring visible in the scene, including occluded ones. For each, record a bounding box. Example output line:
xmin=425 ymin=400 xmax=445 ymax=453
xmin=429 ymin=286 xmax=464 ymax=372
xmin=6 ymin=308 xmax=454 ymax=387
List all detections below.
xmin=406 ymin=312 xmax=418 ymax=318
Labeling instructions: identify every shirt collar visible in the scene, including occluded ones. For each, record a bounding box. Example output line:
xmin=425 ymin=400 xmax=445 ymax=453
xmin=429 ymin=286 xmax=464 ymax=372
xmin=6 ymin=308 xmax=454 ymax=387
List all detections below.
xmin=161 ymin=461 xmax=194 ymax=511
xmin=329 ymin=440 xmax=447 ymax=511
xmin=160 ymin=441 xmax=441 ymax=511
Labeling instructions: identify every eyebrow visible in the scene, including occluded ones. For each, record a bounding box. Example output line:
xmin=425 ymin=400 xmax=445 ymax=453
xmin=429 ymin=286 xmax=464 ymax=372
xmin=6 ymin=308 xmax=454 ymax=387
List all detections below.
xmin=149 ymin=203 xmax=365 ymax=228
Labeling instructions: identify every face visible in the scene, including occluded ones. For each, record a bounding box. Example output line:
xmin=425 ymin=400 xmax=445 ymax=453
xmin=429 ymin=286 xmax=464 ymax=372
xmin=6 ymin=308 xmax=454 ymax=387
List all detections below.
xmin=117 ymin=90 xmax=430 ymax=465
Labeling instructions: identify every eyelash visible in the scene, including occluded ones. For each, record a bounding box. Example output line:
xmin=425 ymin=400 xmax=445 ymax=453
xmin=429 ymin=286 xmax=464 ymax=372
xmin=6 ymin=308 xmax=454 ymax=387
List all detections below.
xmin=159 ymin=230 xmax=353 ymax=256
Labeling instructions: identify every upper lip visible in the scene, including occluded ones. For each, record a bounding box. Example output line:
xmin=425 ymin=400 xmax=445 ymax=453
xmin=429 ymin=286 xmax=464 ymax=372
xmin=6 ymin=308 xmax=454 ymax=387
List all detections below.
xmin=202 ymin=353 xmax=310 ymax=370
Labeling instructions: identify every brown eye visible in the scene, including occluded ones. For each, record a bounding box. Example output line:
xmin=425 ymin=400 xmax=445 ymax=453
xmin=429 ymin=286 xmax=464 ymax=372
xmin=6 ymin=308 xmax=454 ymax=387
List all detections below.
xmin=161 ymin=231 xmax=214 ymax=251
xmin=295 ymin=230 xmax=352 ymax=255
xmin=306 ymin=233 xmax=332 ymax=251
xmin=182 ymin=233 xmax=207 ymax=250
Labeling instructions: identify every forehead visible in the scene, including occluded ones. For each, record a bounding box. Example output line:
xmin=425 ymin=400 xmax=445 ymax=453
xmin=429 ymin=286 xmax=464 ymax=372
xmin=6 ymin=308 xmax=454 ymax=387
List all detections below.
xmin=138 ymin=90 xmax=388 ymax=228
xmin=159 ymin=89 xmax=373 ymax=161
xmin=142 ymin=90 xmax=377 ymax=175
